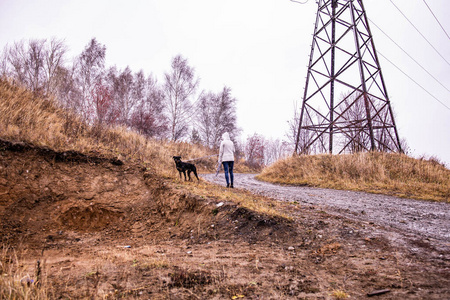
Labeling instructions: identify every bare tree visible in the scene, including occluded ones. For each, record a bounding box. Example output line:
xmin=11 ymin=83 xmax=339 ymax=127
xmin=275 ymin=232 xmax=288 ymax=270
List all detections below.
xmin=163 ymin=55 xmax=199 ymax=141
xmin=336 ymin=92 xmax=368 ymax=152
xmin=44 ymin=38 xmax=67 ymax=95
xmin=75 ymin=38 xmax=106 ymax=121
xmin=336 ymin=92 xmax=400 ymax=153
xmin=190 ymin=128 xmax=202 ymax=145
xmin=264 ymin=138 xmax=291 ymax=165
xmin=4 ymin=40 xmax=46 ymax=92
xmin=25 ymin=39 xmax=46 ymax=92
xmin=107 ymin=66 xmax=135 ymax=126
xmin=90 ymin=82 xmax=119 ymax=125
xmin=287 ymin=101 xmax=300 ymax=147
xmin=53 ymin=64 xmax=81 ymax=110
xmin=1 ymin=38 xmax=68 ymax=97
xmin=132 ymin=70 xmax=146 ymax=114
xmin=130 ymin=74 xmax=168 ymax=138
xmin=196 ymin=91 xmax=214 ymax=146
xmin=196 ymin=86 xmax=238 ymax=149
xmin=5 ymin=41 xmax=26 ymax=84
xmin=245 ymin=133 xmax=266 ymax=168
xmin=288 ymin=101 xmax=316 ymax=155
xmin=0 ymin=46 xmax=8 ymax=78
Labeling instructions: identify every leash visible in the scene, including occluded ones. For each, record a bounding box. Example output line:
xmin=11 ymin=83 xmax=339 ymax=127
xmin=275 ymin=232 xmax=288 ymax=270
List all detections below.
xmin=215 ymin=162 xmax=221 ymax=176
xmin=185 ymin=154 xmax=218 ymax=162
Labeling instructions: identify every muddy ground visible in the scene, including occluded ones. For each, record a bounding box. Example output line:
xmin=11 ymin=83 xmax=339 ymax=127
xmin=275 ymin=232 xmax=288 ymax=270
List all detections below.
xmin=0 ymin=139 xmax=449 ymax=299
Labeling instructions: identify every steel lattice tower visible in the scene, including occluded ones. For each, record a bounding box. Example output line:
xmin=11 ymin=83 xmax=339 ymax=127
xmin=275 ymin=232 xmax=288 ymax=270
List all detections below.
xmin=294 ymin=0 xmax=402 ymax=154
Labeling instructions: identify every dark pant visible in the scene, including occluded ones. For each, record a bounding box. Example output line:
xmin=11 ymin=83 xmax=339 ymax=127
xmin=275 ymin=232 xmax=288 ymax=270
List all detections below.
xmin=222 ymin=161 xmax=234 ymax=187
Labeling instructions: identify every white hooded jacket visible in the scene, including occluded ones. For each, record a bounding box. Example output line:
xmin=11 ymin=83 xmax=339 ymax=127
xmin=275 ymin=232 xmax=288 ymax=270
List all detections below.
xmin=218 ymin=132 xmax=235 ymax=162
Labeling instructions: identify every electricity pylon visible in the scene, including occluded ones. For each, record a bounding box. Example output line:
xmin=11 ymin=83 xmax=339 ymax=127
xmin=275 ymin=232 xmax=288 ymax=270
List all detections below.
xmin=294 ymin=0 xmax=402 ymax=154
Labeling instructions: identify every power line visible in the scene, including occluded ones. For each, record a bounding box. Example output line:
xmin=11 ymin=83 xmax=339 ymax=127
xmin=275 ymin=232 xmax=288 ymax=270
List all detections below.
xmin=377 ymin=51 xmax=450 ymax=112
xmin=422 ymin=0 xmax=450 ymax=40
xmin=370 ymin=19 xmax=450 ymax=94
xmin=389 ymin=0 xmax=450 ymax=67
xmin=290 ymin=0 xmax=309 ymax=4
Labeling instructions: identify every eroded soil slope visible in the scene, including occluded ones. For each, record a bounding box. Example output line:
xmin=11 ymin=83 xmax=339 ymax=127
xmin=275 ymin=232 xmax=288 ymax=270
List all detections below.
xmin=1 ymin=139 xmax=449 ymax=299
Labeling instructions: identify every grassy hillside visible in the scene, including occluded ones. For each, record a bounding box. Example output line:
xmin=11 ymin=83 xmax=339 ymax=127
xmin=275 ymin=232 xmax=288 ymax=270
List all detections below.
xmin=0 ymin=78 xmax=272 ymax=215
xmin=258 ymin=152 xmax=450 ymax=202
xmin=0 ymin=79 xmax=218 ymax=175
xmin=0 ymin=79 xmax=259 ymax=176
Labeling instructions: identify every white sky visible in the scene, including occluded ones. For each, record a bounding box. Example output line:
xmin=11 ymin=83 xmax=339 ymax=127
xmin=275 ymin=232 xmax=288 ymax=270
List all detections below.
xmin=1 ymin=0 xmax=449 ymax=166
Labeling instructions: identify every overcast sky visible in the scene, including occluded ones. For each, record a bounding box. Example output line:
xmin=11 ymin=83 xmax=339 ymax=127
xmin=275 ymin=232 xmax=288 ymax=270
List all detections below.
xmin=1 ymin=0 xmax=449 ymax=166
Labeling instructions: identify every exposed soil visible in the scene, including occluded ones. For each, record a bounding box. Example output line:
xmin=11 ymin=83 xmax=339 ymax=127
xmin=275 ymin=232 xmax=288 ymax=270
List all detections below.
xmin=1 ymin=139 xmax=449 ymax=299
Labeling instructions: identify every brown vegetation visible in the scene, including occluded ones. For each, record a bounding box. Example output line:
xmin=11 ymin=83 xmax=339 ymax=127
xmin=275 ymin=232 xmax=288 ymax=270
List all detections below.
xmin=258 ymin=152 xmax=450 ymax=202
xmin=0 ymin=79 xmax=220 ymax=173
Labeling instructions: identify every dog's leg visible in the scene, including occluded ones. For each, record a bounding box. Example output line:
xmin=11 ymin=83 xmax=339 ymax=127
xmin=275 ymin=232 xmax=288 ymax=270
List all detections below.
xmin=193 ymin=167 xmax=199 ymax=181
xmin=183 ymin=171 xmax=187 ymax=181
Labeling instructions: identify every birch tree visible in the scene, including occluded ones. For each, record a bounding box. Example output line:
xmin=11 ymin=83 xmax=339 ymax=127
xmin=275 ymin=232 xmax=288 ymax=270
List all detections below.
xmin=75 ymin=38 xmax=106 ymax=121
xmin=163 ymin=55 xmax=198 ymax=141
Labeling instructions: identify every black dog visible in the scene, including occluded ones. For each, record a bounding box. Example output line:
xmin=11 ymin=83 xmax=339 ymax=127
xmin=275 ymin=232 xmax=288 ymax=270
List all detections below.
xmin=173 ymin=156 xmax=199 ymax=181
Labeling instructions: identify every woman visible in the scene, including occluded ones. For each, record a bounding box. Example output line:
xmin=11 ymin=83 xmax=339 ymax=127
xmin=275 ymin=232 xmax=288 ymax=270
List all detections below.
xmin=218 ymin=132 xmax=235 ymax=188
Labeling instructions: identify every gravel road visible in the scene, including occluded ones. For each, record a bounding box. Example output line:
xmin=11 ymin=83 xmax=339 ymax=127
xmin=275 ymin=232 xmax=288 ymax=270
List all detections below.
xmin=202 ymin=173 xmax=450 ymax=245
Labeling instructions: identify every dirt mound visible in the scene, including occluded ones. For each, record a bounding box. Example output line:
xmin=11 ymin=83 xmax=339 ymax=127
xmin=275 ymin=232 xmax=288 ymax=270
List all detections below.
xmin=0 ymin=138 xmax=295 ymax=247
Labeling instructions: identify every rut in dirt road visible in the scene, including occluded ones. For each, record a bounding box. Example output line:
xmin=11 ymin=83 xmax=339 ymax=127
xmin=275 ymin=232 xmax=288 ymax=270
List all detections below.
xmin=202 ymin=173 xmax=450 ymax=244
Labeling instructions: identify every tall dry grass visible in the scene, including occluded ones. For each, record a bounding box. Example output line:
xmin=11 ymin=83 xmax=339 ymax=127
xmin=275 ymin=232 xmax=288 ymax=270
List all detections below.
xmin=0 ymin=247 xmax=51 ymax=299
xmin=0 ymin=79 xmax=218 ymax=176
xmin=258 ymin=152 xmax=450 ymax=202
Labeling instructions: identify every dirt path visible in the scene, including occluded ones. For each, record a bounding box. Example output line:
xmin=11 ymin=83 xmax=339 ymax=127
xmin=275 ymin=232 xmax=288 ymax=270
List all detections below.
xmin=202 ymin=173 xmax=450 ymax=249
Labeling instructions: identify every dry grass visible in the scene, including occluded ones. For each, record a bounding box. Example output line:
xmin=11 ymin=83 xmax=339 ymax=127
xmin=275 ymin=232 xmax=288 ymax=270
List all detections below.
xmin=258 ymin=152 xmax=450 ymax=202
xmin=0 ymin=79 xmax=256 ymax=177
xmin=330 ymin=289 xmax=350 ymax=299
xmin=180 ymin=180 xmax=291 ymax=220
xmin=0 ymin=79 xmax=218 ymax=175
xmin=0 ymin=247 xmax=51 ymax=299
